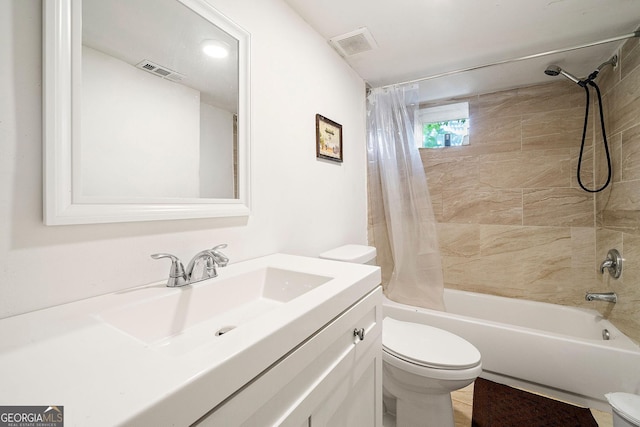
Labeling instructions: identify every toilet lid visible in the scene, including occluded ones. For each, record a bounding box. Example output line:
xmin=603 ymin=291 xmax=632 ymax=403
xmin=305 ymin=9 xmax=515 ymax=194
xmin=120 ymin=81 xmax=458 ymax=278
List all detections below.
xmin=606 ymin=392 xmax=640 ymax=424
xmin=382 ymin=317 xmax=481 ymax=369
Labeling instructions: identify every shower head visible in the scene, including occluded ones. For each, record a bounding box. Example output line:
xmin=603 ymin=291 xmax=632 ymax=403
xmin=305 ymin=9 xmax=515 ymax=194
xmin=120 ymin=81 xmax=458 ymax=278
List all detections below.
xmin=544 ymin=65 xmax=561 ymax=76
xmin=544 ymin=65 xmax=562 ymax=77
xmin=544 ymin=65 xmax=581 ymax=84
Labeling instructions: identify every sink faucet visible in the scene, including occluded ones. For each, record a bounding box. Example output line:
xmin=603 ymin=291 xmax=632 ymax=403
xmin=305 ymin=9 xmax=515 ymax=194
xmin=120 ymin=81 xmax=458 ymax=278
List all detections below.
xmin=151 ymin=244 xmax=229 ymax=287
xmin=585 ymin=292 xmax=617 ymax=303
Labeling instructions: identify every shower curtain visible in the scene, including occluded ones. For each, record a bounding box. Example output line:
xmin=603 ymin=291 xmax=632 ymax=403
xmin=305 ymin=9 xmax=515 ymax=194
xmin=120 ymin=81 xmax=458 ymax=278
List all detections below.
xmin=367 ymin=85 xmax=445 ymax=311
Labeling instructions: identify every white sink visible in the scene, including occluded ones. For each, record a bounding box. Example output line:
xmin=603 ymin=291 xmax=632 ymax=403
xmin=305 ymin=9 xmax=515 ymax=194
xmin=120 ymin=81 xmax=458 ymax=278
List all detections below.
xmin=0 ymin=253 xmax=381 ymax=427
xmin=99 ymin=267 xmax=332 ymax=344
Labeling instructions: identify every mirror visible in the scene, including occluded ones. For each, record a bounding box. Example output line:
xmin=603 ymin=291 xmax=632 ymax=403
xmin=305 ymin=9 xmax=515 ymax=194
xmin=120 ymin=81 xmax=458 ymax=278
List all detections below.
xmin=43 ymin=0 xmax=251 ymax=225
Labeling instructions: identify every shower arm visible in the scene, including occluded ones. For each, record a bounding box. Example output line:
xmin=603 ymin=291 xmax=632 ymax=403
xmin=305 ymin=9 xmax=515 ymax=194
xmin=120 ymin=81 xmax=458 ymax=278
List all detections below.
xmin=585 ymin=54 xmax=619 ymax=83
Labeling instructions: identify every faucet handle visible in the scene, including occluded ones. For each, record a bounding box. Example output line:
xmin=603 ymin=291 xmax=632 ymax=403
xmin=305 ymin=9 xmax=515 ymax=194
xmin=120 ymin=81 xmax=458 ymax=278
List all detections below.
xmin=210 ymin=244 xmax=229 ymax=267
xmin=151 ymin=253 xmax=187 ymax=287
xmin=600 ymin=249 xmax=622 ymax=279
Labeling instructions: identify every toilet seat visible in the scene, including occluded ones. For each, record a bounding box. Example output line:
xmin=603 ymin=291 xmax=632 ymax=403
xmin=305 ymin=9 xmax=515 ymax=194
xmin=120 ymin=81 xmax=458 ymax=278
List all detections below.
xmin=383 ymin=317 xmax=481 ymax=371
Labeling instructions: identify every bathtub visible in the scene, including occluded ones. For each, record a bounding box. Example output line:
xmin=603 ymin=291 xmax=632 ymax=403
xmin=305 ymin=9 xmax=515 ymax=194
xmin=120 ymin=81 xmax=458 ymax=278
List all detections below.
xmin=383 ymin=289 xmax=640 ymax=411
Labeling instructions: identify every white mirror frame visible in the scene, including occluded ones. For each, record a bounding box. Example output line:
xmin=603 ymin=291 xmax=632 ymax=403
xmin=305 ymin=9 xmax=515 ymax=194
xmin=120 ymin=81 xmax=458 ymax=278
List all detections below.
xmin=43 ymin=0 xmax=251 ymax=225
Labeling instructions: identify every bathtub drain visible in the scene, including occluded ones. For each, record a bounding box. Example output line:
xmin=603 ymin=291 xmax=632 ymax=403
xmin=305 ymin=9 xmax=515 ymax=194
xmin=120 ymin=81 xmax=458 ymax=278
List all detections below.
xmin=602 ymin=329 xmax=610 ymax=340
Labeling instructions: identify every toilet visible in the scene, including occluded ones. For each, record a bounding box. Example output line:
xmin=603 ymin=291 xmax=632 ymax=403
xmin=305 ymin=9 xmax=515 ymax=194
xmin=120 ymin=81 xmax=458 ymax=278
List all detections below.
xmin=320 ymin=245 xmax=482 ymax=427
xmin=606 ymin=392 xmax=640 ymax=427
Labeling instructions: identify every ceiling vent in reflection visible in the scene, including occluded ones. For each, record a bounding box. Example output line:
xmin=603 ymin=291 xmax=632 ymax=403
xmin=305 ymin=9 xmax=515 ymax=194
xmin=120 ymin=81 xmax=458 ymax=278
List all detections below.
xmin=135 ymin=60 xmax=186 ymax=82
xmin=329 ymin=27 xmax=378 ymax=57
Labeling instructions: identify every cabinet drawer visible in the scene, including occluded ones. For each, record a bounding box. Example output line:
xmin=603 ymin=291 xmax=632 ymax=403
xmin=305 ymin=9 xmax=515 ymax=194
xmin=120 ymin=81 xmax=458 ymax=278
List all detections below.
xmin=196 ymin=286 xmax=382 ymax=426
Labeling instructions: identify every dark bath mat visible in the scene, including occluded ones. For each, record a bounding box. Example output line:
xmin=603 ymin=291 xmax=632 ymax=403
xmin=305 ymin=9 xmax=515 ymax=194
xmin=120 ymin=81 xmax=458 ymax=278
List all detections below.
xmin=471 ymin=378 xmax=598 ymax=427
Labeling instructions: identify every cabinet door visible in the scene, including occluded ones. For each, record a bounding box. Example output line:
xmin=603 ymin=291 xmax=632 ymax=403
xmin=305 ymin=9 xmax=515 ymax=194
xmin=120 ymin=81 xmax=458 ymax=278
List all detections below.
xmin=195 ymin=287 xmax=382 ymax=427
xmin=309 ymin=330 xmax=382 ymax=427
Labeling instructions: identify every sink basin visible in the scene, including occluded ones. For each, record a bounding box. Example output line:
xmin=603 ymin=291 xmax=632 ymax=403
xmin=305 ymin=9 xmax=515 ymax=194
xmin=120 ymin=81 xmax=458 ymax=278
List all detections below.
xmin=99 ymin=267 xmax=332 ymax=345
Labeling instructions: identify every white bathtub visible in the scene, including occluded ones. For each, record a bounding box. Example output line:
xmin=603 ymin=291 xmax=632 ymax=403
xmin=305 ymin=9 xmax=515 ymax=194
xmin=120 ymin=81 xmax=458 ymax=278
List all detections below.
xmin=383 ymin=289 xmax=640 ymax=411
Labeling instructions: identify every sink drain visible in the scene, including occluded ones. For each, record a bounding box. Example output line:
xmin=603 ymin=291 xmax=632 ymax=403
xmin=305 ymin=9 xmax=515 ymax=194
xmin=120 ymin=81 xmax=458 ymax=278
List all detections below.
xmin=215 ymin=326 xmax=236 ymax=336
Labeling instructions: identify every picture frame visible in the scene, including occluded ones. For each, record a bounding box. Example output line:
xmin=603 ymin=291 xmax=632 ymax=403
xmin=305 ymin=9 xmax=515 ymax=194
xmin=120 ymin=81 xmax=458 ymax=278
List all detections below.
xmin=316 ymin=114 xmax=343 ymax=163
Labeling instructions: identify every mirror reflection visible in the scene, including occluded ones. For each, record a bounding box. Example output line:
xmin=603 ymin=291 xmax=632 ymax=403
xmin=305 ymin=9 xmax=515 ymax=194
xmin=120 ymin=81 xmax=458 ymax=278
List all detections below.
xmin=80 ymin=0 xmax=239 ymax=201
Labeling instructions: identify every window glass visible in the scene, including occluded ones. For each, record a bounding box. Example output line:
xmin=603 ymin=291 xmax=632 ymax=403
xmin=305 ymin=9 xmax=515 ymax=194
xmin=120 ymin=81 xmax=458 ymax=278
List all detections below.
xmin=415 ymin=102 xmax=469 ymax=148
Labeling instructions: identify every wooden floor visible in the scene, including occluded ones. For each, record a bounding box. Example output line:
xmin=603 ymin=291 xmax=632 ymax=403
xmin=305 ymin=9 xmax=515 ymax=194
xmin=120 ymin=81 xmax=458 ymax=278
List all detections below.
xmin=451 ymin=383 xmax=614 ymax=427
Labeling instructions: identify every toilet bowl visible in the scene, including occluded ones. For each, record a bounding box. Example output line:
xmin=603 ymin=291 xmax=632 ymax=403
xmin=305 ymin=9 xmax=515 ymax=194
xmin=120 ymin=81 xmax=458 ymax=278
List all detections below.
xmin=607 ymin=392 xmax=640 ymax=427
xmin=320 ymin=245 xmax=483 ymax=427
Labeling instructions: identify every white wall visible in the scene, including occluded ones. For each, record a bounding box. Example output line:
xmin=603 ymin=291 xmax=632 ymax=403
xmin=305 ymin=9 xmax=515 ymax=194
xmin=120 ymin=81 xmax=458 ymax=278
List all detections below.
xmin=0 ymin=0 xmax=367 ymax=318
xmin=81 ymin=46 xmax=201 ymax=199
xmin=199 ymin=102 xmax=234 ymax=198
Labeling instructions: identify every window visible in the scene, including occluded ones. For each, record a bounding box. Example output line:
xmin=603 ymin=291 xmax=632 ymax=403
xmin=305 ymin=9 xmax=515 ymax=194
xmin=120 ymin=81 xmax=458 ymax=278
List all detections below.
xmin=414 ymin=102 xmax=469 ymax=148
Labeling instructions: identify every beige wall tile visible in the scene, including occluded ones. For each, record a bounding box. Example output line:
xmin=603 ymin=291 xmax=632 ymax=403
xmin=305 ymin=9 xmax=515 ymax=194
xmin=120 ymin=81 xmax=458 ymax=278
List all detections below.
xmin=523 ymin=188 xmax=593 ymax=227
xmin=621 ymin=124 xmax=640 ymax=181
xmin=600 ymin=180 xmax=640 ymax=234
xmin=443 ymin=254 xmax=524 ymax=292
xmin=479 ymin=225 xmax=569 ymax=256
xmin=601 ymin=208 xmax=640 ymax=235
xmin=572 ymin=144 xmax=596 ymax=189
xmin=422 ymin=155 xmax=479 ymax=193
xmin=521 ymin=108 xmax=585 ymax=151
xmin=516 ymin=82 xmax=585 ymax=114
xmin=474 ymin=90 xmax=522 ymax=118
xmin=472 ymin=114 xmax=521 ymax=143
xmin=609 ymin=233 xmax=640 ymax=339
xmin=442 ymin=188 xmax=522 ymax=225
xmin=607 ymin=62 xmax=640 ymax=135
xmin=478 ymin=150 xmax=571 ymax=189
xmin=621 ymin=37 xmax=640 ymax=81
xmin=603 ymin=132 xmax=623 ymax=184
xmin=437 ymin=223 xmax=480 ymax=257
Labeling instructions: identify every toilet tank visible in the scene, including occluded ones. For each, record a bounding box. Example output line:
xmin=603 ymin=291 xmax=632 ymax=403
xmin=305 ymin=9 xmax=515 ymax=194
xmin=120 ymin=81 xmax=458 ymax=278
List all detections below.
xmin=319 ymin=245 xmax=377 ymax=265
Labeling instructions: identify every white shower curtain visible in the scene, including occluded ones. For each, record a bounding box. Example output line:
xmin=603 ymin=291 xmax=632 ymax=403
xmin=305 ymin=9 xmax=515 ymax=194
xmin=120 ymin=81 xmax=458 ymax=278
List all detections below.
xmin=367 ymin=85 xmax=445 ymax=311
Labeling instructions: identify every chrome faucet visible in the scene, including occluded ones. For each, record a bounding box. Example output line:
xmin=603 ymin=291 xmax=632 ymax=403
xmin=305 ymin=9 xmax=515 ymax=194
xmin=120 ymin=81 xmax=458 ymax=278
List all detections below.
xmin=151 ymin=244 xmax=229 ymax=287
xmin=585 ymin=292 xmax=617 ymax=303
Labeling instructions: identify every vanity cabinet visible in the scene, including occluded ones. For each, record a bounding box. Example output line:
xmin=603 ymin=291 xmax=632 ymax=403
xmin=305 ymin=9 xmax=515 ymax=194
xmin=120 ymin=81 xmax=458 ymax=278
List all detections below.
xmin=196 ymin=286 xmax=383 ymax=426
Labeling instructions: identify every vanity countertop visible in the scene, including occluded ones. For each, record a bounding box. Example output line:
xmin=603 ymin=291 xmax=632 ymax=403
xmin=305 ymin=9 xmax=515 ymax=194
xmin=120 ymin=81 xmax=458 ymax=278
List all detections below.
xmin=0 ymin=254 xmax=380 ymax=426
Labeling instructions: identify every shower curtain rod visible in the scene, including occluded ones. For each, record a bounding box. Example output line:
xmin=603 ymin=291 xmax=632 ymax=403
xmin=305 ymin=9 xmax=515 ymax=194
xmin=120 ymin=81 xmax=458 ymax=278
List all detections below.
xmin=377 ymin=29 xmax=640 ymax=90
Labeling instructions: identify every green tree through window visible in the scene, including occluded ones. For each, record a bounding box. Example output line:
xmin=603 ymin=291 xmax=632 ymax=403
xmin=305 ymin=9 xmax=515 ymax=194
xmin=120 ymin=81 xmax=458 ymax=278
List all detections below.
xmin=422 ymin=118 xmax=468 ymax=148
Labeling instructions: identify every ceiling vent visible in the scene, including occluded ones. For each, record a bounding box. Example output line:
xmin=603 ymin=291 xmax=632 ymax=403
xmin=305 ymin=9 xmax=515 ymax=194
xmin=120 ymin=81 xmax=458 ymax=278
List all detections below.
xmin=135 ymin=60 xmax=185 ymax=82
xmin=329 ymin=27 xmax=378 ymax=57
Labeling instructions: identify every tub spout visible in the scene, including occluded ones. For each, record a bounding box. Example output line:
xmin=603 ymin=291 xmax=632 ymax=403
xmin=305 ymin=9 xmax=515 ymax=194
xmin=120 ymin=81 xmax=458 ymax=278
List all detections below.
xmin=585 ymin=292 xmax=617 ymax=303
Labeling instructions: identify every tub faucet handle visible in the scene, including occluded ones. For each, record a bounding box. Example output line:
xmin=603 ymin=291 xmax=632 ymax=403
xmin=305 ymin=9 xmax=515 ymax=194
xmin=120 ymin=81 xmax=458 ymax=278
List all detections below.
xmin=600 ymin=249 xmax=622 ymax=278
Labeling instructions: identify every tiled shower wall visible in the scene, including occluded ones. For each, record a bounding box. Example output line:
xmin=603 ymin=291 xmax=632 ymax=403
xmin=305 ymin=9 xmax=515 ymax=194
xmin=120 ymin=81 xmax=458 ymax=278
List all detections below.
xmin=595 ymin=37 xmax=640 ymax=343
xmin=368 ymin=38 xmax=640 ymax=344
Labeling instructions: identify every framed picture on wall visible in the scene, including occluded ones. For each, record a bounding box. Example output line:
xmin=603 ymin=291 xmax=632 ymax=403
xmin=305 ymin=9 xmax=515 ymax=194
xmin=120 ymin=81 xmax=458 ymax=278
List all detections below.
xmin=316 ymin=114 xmax=343 ymax=163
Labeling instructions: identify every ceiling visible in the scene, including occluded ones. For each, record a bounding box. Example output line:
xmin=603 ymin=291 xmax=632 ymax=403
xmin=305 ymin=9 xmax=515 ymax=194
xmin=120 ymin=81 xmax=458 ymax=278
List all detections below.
xmin=283 ymin=0 xmax=640 ymax=102
xmin=83 ymin=0 xmax=239 ymax=111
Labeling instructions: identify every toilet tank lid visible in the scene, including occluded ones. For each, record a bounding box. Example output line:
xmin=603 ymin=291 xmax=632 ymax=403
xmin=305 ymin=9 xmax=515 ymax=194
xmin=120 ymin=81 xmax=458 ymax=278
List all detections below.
xmin=606 ymin=392 xmax=640 ymax=424
xmin=319 ymin=245 xmax=376 ymax=264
